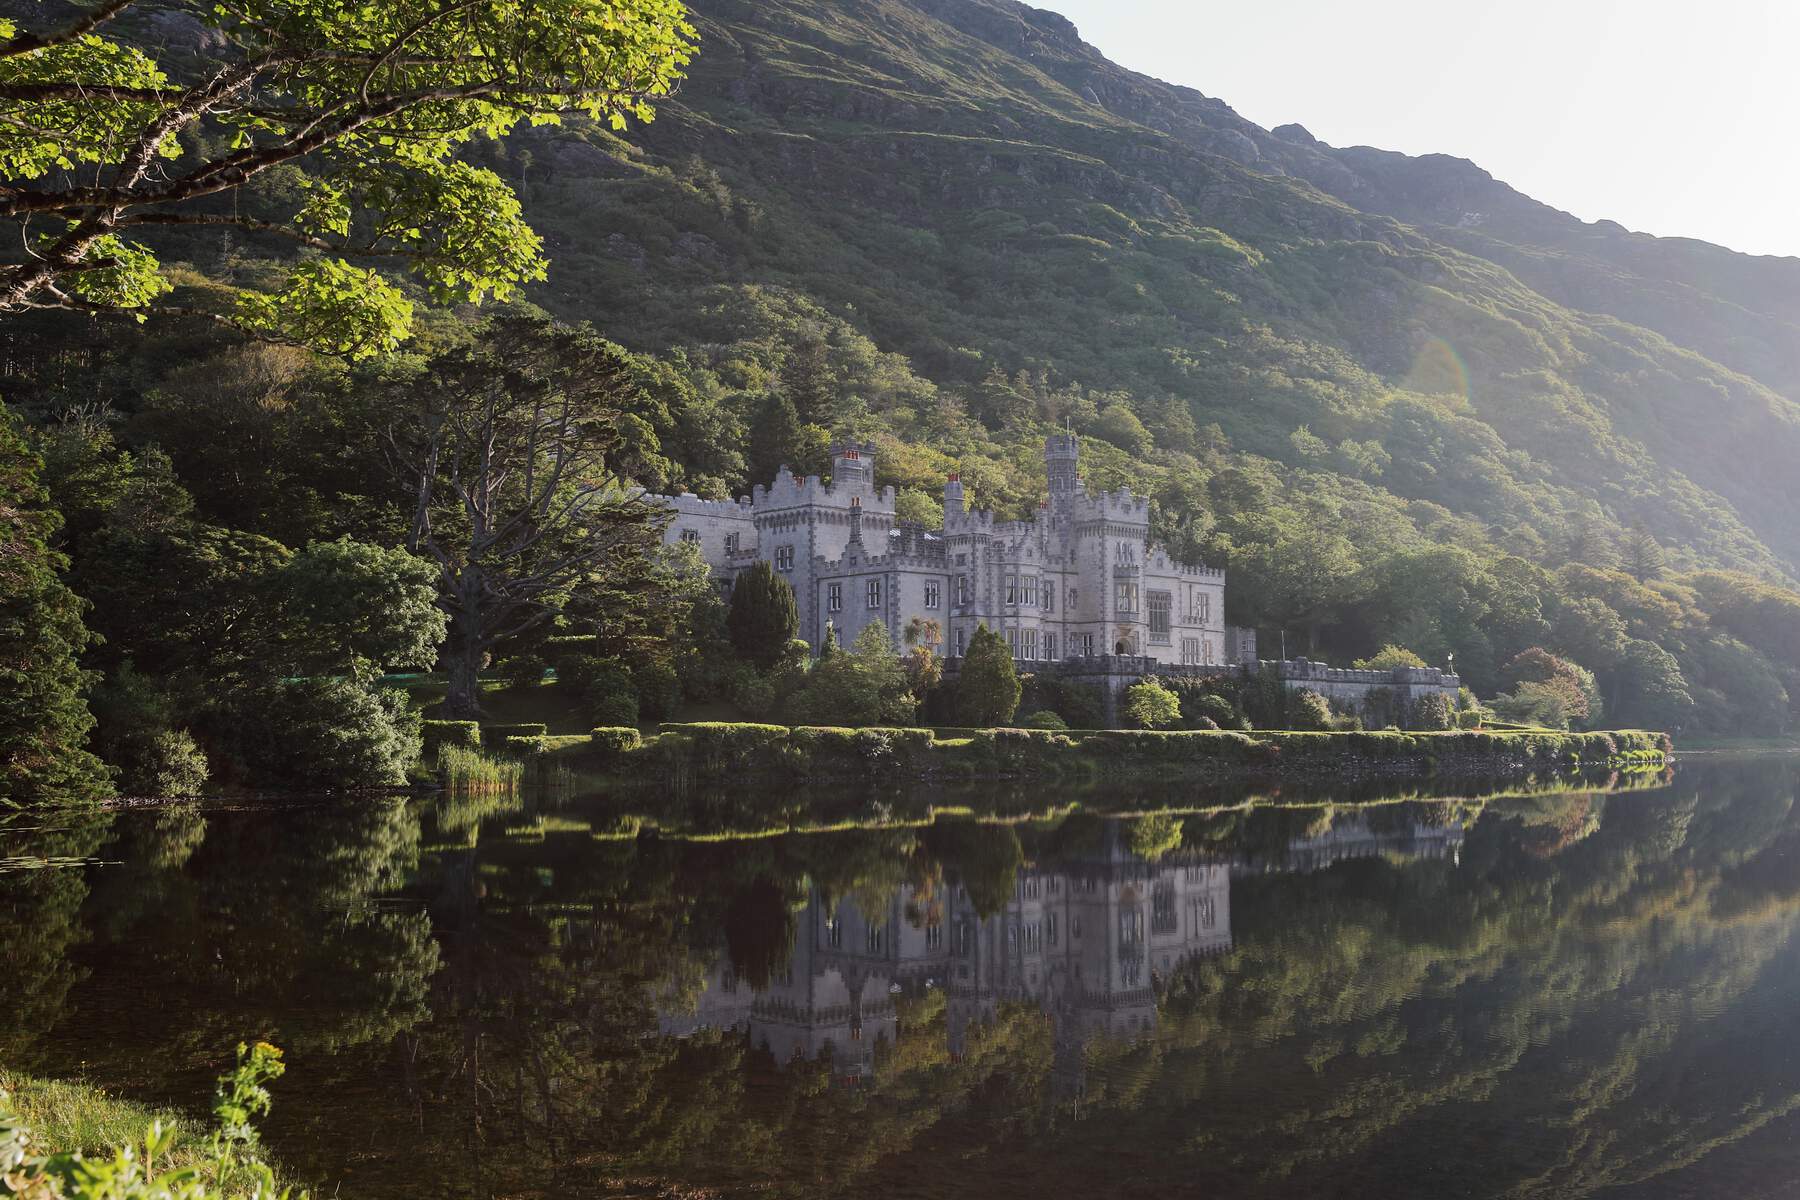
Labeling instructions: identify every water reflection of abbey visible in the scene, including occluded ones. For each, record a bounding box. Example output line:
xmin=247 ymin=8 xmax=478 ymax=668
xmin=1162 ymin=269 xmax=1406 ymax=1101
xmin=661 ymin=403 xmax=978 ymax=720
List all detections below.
xmin=660 ymin=813 xmax=1464 ymax=1084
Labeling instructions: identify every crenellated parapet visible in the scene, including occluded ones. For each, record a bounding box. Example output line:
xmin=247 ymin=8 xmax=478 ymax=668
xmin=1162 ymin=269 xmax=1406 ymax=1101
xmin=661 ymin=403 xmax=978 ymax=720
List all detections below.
xmin=752 ymin=466 xmax=896 ymax=514
xmin=657 ymin=492 xmax=755 ymax=519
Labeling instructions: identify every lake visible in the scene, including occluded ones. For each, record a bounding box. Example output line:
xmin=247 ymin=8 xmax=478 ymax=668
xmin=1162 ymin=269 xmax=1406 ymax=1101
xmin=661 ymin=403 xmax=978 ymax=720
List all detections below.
xmin=5 ymin=757 xmax=1800 ymax=1198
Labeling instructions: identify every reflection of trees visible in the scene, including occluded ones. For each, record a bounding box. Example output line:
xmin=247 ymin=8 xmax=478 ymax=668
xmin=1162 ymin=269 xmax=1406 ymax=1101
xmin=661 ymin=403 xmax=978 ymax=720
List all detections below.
xmin=13 ymin=800 xmax=437 ymax=1103
xmin=930 ymin=760 xmax=1800 ymax=1199
xmin=0 ymin=808 xmax=112 ymax=1066
xmin=11 ymin=763 xmax=1800 ymax=1199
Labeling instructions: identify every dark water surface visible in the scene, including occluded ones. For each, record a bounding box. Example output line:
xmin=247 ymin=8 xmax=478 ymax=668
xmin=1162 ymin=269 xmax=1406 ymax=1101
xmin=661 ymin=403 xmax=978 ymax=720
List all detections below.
xmin=6 ymin=759 xmax=1800 ymax=1198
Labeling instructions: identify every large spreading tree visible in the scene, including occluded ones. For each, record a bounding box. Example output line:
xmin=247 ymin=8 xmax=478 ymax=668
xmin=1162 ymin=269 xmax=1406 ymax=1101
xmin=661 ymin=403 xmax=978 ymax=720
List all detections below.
xmin=387 ymin=312 xmax=667 ymax=717
xmin=0 ymin=0 xmax=694 ymax=354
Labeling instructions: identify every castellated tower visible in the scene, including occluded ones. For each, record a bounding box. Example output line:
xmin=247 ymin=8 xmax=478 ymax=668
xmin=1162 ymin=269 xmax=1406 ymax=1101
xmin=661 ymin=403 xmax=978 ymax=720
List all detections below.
xmin=1045 ymin=433 xmax=1081 ymax=500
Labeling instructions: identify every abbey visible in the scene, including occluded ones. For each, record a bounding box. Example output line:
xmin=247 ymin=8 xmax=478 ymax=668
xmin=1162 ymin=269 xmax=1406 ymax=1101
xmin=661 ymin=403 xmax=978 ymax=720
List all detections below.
xmin=655 ymin=435 xmax=1255 ymax=666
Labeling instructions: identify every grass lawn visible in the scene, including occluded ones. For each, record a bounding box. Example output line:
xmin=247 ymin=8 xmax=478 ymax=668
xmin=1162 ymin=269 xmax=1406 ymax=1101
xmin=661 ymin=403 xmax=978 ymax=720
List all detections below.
xmin=0 ymin=1069 xmax=301 ymax=1193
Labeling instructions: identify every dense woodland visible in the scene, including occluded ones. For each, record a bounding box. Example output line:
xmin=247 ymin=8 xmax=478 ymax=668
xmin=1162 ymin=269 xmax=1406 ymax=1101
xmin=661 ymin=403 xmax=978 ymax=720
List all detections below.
xmin=5 ymin=0 xmax=1800 ymax=803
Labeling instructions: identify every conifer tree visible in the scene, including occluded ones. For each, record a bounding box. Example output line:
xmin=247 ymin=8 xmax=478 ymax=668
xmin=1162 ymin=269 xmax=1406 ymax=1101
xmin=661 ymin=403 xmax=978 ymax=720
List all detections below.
xmin=778 ymin=333 xmax=837 ymax=430
xmin=955 ymin=624 xmax=1021 ymax=727
xmin=0 ymin=414 xmax=108 ymax=802
xmin=727 ymin=560 xmax=799 ymax=670
xmin=1622 ymin=523 xmax=1668 ymax=583
xmin=747 ymin=392 xmax=803 ymax=487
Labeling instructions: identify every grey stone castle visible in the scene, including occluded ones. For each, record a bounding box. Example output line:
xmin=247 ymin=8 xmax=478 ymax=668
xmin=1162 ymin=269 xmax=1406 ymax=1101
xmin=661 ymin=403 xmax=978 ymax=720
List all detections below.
xmin=655 ymin=434 xmax=1256 ymax=667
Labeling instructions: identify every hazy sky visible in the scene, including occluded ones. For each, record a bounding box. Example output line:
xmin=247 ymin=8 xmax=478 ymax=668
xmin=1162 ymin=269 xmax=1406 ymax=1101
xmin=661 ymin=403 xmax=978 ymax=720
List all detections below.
xmin=1040 ymin=0 xmax=1800 ymax=259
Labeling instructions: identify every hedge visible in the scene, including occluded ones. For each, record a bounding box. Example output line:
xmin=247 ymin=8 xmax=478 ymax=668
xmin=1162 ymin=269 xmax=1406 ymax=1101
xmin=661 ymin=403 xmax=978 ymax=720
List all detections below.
xmin=482 ymin=722 xmax=548 ymax=750
xmin=422 ymin=719 xmax=481 ymax=756
xmin=538 ymin=721 xmax=1669 ymax=783
xmin=589 ymin=726 xmax=643 ymax=755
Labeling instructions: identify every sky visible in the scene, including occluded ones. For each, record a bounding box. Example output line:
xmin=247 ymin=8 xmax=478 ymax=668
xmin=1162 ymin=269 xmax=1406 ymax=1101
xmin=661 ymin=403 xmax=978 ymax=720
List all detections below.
xmin=1040 ymin=0 xmax=1800 ymax=259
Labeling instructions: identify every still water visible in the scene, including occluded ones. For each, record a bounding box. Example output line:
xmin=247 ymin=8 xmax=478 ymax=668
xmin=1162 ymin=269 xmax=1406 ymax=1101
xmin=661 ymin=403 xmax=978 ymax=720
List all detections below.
xmin=5 ymin=759 xmax=1800 ymax=1198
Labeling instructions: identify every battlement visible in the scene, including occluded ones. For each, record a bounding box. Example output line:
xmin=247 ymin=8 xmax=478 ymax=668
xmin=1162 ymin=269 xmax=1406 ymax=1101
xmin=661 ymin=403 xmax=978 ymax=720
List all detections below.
xmin=752 ymin=464 xmax=894 ymax=513
xmin=657 ymin=492 xmax=755 ymax=520
xmin=1074 ymin=487 xmax=1150 ymax=522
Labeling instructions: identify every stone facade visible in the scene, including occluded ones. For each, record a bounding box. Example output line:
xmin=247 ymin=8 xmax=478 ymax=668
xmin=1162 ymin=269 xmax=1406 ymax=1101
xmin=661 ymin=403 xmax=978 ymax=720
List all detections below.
xmin=656 ymin=435 xmax=1252 ymax=667
xmin=1030 ymin=654 xmax=1462 ymax=726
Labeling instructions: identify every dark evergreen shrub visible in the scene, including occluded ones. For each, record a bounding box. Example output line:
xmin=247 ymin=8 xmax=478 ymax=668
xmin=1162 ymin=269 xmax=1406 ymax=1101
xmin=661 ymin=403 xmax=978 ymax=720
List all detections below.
xmin=109 ymin=727 xmax=209 ymax=797
xmin=1287 ymin=689 xmax=1334 ymax=731
xmin=228 ymin=678 xmax=421 ymax=789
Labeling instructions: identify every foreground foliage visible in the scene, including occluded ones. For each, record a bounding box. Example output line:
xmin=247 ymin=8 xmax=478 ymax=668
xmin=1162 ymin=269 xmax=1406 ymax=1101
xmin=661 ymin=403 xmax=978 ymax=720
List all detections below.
xmin=0 ymin=1042 xmax=301 ymax=1198
xmin=0 ymin=0 xmax=695 ymax=353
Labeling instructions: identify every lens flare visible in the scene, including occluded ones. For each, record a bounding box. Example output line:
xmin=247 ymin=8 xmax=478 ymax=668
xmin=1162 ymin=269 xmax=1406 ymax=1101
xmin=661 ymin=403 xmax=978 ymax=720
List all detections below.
xmin=1403 ymin=336 xmax=1471 ymax=404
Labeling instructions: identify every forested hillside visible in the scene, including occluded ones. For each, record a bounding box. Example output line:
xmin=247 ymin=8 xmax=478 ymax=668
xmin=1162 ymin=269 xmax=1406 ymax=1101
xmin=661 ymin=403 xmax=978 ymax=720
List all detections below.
xmin=7 ymin=0 xmax=1800 ymax=792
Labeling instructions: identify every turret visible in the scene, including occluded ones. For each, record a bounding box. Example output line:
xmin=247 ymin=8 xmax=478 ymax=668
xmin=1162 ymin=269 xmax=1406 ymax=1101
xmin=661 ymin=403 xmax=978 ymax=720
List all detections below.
xmin=1045 ymin=433 xmax=1080 ymax=497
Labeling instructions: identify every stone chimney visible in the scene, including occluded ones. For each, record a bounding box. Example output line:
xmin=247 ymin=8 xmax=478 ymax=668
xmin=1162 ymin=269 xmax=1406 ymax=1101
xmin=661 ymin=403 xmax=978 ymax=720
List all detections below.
xmin=943 ymin=472 xmax=964 ymax=518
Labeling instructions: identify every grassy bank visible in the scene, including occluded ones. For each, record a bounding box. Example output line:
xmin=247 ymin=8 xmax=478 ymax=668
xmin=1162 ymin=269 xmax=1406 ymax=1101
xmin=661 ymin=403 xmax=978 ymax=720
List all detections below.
xmin=478 ymin=721 xmax=1670 ymax=789
xmin=0 ymin=1066 xmax=302 ymax=1196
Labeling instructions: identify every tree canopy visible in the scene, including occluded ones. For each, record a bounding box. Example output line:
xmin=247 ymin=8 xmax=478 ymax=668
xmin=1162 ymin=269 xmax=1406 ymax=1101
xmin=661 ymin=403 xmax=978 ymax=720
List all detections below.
xmin=0 ymin=0 xmax=695 ymax=353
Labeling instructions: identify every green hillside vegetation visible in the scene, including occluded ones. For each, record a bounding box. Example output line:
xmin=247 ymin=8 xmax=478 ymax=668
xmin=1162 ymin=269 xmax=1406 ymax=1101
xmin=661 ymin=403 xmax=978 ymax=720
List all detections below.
xmin=6 ymin=0 xmax=1800 ymax=798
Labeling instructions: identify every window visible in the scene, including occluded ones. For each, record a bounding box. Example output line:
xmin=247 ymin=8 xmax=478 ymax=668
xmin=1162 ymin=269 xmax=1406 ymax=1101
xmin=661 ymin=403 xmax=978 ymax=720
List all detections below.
xmin=828 ymin=583 xmax=843 ymax=613
xmin=680 ymin=528 xmax=700 ymax=543
xmin=926 ymin=923 xmax=943 ymax=950
xmin=1203 ymin=639 xmax=1216 ymax=666
xmin=1047 ymin=912 xmax=1059 ymax=946
xmin=1076 ymin=633 xmax=1094 ymax=656
xmin=1181 ymin=637 xmax=1200 ymax=665
xmin=1197 ymin=591 xmax=1212 ymax=624
xmin=1023 ymin=628 xmax=1037 ymax=659
xmin=955 ymin=628 xmax=966 ymax=657
xmin=1115 ymin=582 xmax=1139 ymax=614
xmin=1071 ymin=915 xmax=1083 ymax=939
xmin=1023 ymin=921 xmax=1042 ymax=952
xmin=866 ymin=579 xmax=882 ymax=608
xmin=1149 ymin=591 xmax=1171 ymax=642
xmin=867 ymin=923 xmax=885 ymax=954
xmin=1044 ymin=633 xmax=1057 ymax=660
xmin=1023 ymin=576 xmax=1038 ymax=607
xmin=825 ymin=914 xmax=842 ymax=947
xmin=1005 ymin=575 xmax=1018 ymax=605
xmin=775 ymin=545 xmax=794 ymax=571
xmin=1043 ymin=583 xmax=1054 ymax=613
xmin=1120 ymin=909 xmax=1143 ymax=946
xmin=924 ymin=581 xmax=940 ymax=609
xmin=956 ymin=920 xmax=975 ymax=957
xmin=1192 ymin=895 xmax=1217 ymax=930
xmin=1068 ymin=587 xmax=1078 ymax=611
xmin=1006 ymin=628 xmax=1018 ymax=657
xmin=725 ymin=532 xmax=740 ymax=555
xmin=956 ymin=575 xmax=970 ymax=605
xmin=1152 ymin=882 xmax=1176 ymax=933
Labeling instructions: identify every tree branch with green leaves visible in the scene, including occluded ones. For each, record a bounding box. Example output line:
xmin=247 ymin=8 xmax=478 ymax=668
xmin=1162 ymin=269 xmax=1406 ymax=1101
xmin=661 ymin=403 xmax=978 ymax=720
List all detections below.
xmin=0 ymin=0 xmax=695 ymax=355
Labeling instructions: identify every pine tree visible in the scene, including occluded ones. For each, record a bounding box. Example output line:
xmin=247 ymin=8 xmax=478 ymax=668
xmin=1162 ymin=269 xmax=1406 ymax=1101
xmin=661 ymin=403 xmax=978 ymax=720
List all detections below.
xmin=1622 ymin=523 xmax=1667 ymax=582
xmin=955 ymin=624 xmax=1021 ymax=727
xmin=778 ymin=333 xmax=836 ymax=430
xmin=747 ymin=391 xmax=802 ymax=487
xmin=0 ymin=414 xmax=108 ymax=803
xmin=727 ymin=560 xmax=799 ymax=670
